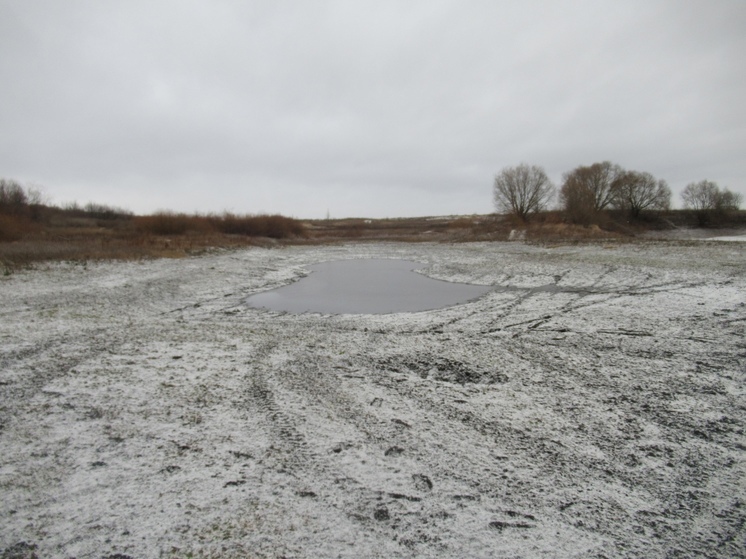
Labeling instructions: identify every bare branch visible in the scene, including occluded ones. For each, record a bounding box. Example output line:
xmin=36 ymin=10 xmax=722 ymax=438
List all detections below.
xmin=493 ymin=164 xmax=555 ymax=222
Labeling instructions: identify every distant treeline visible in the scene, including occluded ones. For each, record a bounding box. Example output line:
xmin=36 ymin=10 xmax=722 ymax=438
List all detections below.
xmin=493 ymin=161 xmax=743 ymax=226
xmin=0 ymin=178 xmax=305 ymax=242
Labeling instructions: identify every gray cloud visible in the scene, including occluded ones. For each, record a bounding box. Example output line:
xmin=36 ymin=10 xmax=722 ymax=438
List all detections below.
xmin=1 ymin=0 xmax=744 ymax=217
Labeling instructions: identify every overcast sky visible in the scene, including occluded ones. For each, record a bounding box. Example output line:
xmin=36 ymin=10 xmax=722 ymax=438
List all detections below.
xmin=1 ymin=1 xmax=744 ymax=218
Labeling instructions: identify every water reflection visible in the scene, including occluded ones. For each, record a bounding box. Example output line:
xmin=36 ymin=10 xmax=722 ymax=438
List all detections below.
xmin=246 ymin=259 xmax=492 ymax=314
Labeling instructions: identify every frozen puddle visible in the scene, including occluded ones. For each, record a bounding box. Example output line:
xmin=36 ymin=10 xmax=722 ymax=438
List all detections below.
xmin=246 ymin=259 xmax=492 ymax=314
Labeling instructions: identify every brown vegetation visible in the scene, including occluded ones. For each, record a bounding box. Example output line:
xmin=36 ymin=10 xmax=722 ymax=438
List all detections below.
xmin=1 ymin=178 xmax=744 ymax=272
xmin=560 ymin=162 xmax=624 ymax=226
xmin=560 ymin=162 xmax=672 ymax=224
xmin=0 ymin=183 xmax=308 ymax=271
xmin=131 ymin=212 xmax=305 ymax=238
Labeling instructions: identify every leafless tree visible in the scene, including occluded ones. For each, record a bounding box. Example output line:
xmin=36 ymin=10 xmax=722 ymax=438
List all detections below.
xmin=681 ymin=180 xmax=720 ymax=212
xmin=682 ymin=180 xmax=720 ymax=226
xmin=0 ymin=179 xmax=29 ymax=215
xmin=611 ymin=171 xmax=671 ymax=218
xmin=560 ymin=161 xmax=625 ymax=224
xmin=715 ymin=188 xmax=742 ymax=211
xmin=493 ymin=163 xmax=555 ymax=222
xmin=681 ymin=180 xmax=742 ymax=225
xmin=26 ymin=185 xmax=48 ymax=206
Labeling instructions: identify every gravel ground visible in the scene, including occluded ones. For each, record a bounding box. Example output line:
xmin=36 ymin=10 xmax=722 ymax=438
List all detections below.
xmin=1 ymin=240 xmax=745 ymax=558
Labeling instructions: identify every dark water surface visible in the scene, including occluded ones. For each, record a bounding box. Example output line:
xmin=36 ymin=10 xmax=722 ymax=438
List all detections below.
xmin=246 ymin=259 xmax=492 ymax=314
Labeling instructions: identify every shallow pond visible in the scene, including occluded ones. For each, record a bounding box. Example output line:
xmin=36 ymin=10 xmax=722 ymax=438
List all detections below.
xmin=245 ymin=259 xmax=492 ymax=314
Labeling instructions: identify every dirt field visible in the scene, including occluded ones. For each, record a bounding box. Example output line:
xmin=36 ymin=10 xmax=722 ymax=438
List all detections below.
xmin=1 ymin=240 xmax=744 ymax=558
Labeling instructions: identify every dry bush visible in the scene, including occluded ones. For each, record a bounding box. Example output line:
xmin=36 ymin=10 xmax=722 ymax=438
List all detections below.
xmin=82 ymin=202 xmax=133 ymax=220
xmin=260 ymin=214 xmax=305 ymax=238
xmin=211 ymin=213 xmax=305 ymax=238
xmin=448 ymin=217 xmax=476 ymax=229
xmin=526 ymin=222 xmax=621 ymax=243
xmin=2 ymin=209 xmax=306 ymax=270
xmin=134 ymin=212 xmax=213 ymax=236
xmin=531 ymin=210 xmax=565 ymax=225
xmin=0 ymin=230 xmax=267 ymax=270
xmin=133 ymin=212 xmax=305 ymax=239
xmin=0 ymin=215 xmax=36 ymax=242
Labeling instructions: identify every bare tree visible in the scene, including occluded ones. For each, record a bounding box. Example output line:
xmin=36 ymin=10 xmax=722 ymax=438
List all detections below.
xmin=493 ymin=163 xmax=554 ymax=222
xmin=0 ymin=179 xmax=29 ymax=215
xmin=715 ymin=188 xmax=742 ymax=211
xmin=682 ymin=180 xmax=742 ymax=225
xmin=612 ymin=171 xmax=671 ymax=218
xmin=682 ymin=180 xmax=721 ymax=226
xmin=681 ymin=180 xmax=720 ymax=212
xmin=560 ymin=161 xmax=625 ymax=224
xmin=26 ymin=185 xmax=49 ymax=206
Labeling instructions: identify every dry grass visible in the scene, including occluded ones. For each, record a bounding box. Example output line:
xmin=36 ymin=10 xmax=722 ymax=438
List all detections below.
xmin=0 ymin=231 xmax=272 ymax=271
xmin=303 ymin=215 xmax=513 ymax=243
xmin=3 ymin=198 xmax=744 ymax=272
xmin=0 ymin=208 xmax=307 ymax=272
xmin=0 ymin=214 xmax=40 ymax=242
xmin=525 ymin=222 xmax=622 ymax=242
xmin=1 ymin=212 xmax=518 ymax=271
xmin=133 ymin=212 xmax=306 ymax=238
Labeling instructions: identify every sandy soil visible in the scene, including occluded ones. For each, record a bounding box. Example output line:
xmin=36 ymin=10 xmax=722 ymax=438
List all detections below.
xmin=1 ymin=240 xmax=745 ymax=558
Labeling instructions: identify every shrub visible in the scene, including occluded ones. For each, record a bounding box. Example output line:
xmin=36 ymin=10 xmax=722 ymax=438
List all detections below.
xmin=83 ymin=202 xmax=133 ymax=220
xmin=0 ymin=179 xmax=29 ymax=215
xmin=134 ymin=212 xmax=212 ymax=236
xmin=212 ymin=213 xmax=305 ymax=238
xmin=134 ymin=212 xmax=305 ymax=239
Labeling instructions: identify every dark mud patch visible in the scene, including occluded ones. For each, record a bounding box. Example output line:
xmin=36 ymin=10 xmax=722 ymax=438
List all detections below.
xmin=378 ymin=355 xmax=509 ymax=385
xmin=1 ymin=542 xmax=39 ymax=559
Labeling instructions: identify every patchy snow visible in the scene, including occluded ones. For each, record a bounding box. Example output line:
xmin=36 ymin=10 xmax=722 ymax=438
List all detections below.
xmin=1 ymin=241 xmax=745 ymax=558
xmin=707 ymin=236 xmax=746 ymax=242
xmin=643 ymin=227 xmax=746 ymax=242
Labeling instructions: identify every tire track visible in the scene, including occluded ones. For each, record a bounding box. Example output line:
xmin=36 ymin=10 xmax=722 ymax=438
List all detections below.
xmin=239 ymin=337 xmax=449 ymax=548
xmin=0 ymin=327 xmax=130 ymax=432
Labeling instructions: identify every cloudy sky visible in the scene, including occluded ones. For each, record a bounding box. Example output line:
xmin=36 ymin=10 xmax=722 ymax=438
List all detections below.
xmin=1 ymin=1 xmax=744 ymax=218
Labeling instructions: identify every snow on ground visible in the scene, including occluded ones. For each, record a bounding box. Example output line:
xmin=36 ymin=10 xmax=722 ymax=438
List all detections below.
xmin=1 ymin=241 xmax=745 ymax=559
xmin=643 ymin=227 xmax=746 ymax=242
xmin=707 ymin=236 xmax=746 ymax=242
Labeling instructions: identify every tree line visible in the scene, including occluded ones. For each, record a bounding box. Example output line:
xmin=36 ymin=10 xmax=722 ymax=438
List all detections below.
xmin=0 ymin=178 xmax=45 ymax=215
xmin=0 ymin=178 xmax=305 ymax=242
xmin=493 ymin=162 xmax=742 ymax=225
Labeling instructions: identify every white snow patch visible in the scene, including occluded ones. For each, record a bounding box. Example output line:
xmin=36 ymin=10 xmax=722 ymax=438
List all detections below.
xmin=1 ymin=241 xmax=744 ymax=558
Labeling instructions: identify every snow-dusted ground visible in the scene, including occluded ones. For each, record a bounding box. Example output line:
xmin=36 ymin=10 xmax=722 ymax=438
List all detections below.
xmin=708 ymin=236 xmax=746 ymax=242
xmin=1 ymin=241 xmax=744 ymax=559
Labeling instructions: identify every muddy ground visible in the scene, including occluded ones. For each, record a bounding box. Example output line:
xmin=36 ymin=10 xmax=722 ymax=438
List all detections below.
xmin=1 ymin=240 xmax=744 ymax=558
